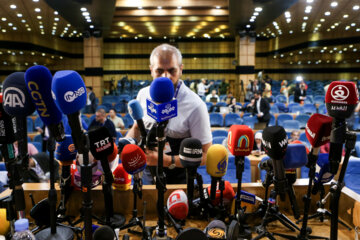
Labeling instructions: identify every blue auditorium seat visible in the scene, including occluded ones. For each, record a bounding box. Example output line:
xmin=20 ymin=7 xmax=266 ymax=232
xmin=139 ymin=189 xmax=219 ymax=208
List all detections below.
xmin=212 ymin=129 xmax=228 ymax=138
xmin=290 ymin=106 xmax=305 ymax=114
xmin=318 ymin=104 xmax=327 ymax=114
xmin=345 ymin=156 xmax=360 ymax=194
xmin=304 ymin=104 xmax=317 ymax=115
xmin=209 ymin=113 xmax=224 ymax=127
xmin=314 ymin=95 xmax=325 ymax=104
xmin=269 ymin=114 xmax=276 ymax=127
xmin=295 ymin=114 xmax=310 ymax=129
xmin=224 ymin=113 xmax=242 ymax=127
xmin=34 ymin=116 xmax=43 ymax=130
xmin=301 ymin=153 xmax=329 ymax=178
xmin=274 ymin=103 xmax=288 ymax=113
xmin=31 ymin=142 xmax=42 ymax=152
xmin=33 ymin=134 xmax=43 ymax=143
xmin=243 ymin=116 xmax=258 ymax=129
xmin=275 ymin=95 xmax=287 ymax=104
xmin=277 ymin=114 xmax=293 ymax=126
xmin=270 ymin=105 xmax=279 ymax=114
xmin=27 ymin=117 xmax=34 ymax=132
xmin=282 ymin=120 xmax=300 ymax=130
xmin=212 ymin=136 xmax=226 ymax=145
xmin=123 ymin=114 xmax=134 ymax=129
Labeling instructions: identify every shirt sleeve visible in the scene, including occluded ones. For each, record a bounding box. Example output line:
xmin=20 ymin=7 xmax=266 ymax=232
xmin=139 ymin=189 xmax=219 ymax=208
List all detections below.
xmin=28 ymin=143 xmax=39 ymax=156
xmin=188 ymin=102 xmax=212 ymax=145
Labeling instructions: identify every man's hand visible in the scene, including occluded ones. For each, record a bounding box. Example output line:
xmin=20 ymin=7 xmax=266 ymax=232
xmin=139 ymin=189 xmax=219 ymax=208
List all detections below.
xmin=145 ymin=148 xmax=159 ymax=166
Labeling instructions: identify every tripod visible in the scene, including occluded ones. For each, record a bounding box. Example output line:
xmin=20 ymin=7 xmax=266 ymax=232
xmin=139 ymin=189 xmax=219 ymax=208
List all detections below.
xmin=119 ymin=176 xmax=145 ymax=235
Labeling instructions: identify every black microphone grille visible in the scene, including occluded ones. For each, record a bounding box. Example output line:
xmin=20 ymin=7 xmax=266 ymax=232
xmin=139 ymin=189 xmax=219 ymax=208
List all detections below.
xmin=93 ymin=225 xmax=115 ymax=240
xmin=262 ymin=126 xmax=288 ymax=160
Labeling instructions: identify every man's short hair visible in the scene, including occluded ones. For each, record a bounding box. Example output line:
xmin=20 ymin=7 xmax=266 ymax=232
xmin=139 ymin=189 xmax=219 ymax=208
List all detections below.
xmin=253 ymin=90 xmax=261 ymax=95
xmin=96 ymin=108 xmax=106 ymax=115
xmin=109 ymin=108 xmax=116 ymax=113
xmin=150 ymin=44 xmax=182 ymax=66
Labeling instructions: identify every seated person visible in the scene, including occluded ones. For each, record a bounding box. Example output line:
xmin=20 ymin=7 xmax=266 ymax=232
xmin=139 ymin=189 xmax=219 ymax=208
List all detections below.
xmin=206 ymin=90 xmax=220 ymax=103
xmin=289 ymin=130 xmax=309 ymax=154
xmin=13 ymin=141 xmax=39 ymax=157
xmin=228 ymin=98 xmax=242 ymax=113
xmin=252 ymin=132 xmax=264 ymax=155
xmin=89 ymin=108 xmax=117 ymax=140
xmin=108 ymin=108 xmax=125 ymax=130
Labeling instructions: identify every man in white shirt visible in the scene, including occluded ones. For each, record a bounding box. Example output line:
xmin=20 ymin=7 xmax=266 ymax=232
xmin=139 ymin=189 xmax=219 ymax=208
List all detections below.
xmin=108 ymin=108 xmax=125 ymax=130
xmin=126 ymin=44 xmax=212 ymax=184
xmin=197 ymin=78 xmax=212 ymax=100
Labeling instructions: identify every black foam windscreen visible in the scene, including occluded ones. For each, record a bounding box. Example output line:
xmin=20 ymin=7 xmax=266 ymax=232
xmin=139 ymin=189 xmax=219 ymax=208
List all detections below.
xmin=179 ymin=138 xmax=203 ymax=168
xmin=88 ymin=126 xmax=114 ymax=160
xmin=262 ymin=126 xmax=288 ymax=160
xmin=176 ymin=228 xmax=208 ymax=240
xmin=30 ymin=198 xmax=50 ymax=227
xmin=93 ymin=225 xmax=115 ymax=240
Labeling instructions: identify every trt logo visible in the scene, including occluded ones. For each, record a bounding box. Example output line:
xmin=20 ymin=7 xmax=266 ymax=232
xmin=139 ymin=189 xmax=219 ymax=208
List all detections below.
xmin=94 ymin=137 xmax=110 ymax=148
xmin=3 ymin=87 xmax=25 ymax=108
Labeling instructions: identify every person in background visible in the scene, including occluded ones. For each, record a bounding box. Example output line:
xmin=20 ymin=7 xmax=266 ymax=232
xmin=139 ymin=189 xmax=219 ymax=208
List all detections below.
xmin=224 ymin=92 xmax=234 ymax=105
xmin=205 ymin=89 xmax=220 ymax=103
xmin=84 ymin=86 xmax=97 ymax=114
xmin=13 ymin=141 xmax=39 ymax=157
xmin=262 ymin=79 xmax=272 ymax=103
xmin=108 ymin=108 xmax=125 ymax=130
xmin=280 ymin=80 xmax=289 ymax=103
xmin=252 ymin=132 xmax=264 ymax=154
xmin=89 ymin=108 xmax=117 ymax=140
xmin=288 ymin=130 xmax=300 ymax=143
xmin=228 ymin=98 xmax=241 ymax=113
xmin=197 ymin=78 xmax=213 ymax=100
xmin=253 ymin=91 xmax=270 ymax=126
xmin=294 ymin=83 xmax=307 ymax=104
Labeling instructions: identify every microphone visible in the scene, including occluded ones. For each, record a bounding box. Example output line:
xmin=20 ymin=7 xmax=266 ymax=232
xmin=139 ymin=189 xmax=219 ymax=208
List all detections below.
xmin=25 ymin=65 xmax=65 ymax=142
xmin=51 ymin=70 xmax=87 ymax=152
xmin=128 ymin=99 xmax=147 ymax=148
xmin=305 ymin=114 xmax=333 ymax=156
xmin=206 ymin=180 xmax=235 ymax=207
xmin=93 ymin=225 xmax=115 ymax=240
xmin=179 ymin=138 xmax=202 ymax=211
xmin=204 ymin=220 xmax=227 ymax=240
xmin=325 ymin=81 xmax=358 ymax=174
xmin=262 ymin=126 xmax=288 ymax=201
xmin=167 ymin=190 xmax=189 ymax=221
xmin=0 ymin=93 xmax=16 ymax=145
xmin=118 ymin=137 xmax=137 ymax=155
xmin=206 ymin=144 xmax=228 ymax=200
xmin=112 ymin=163 xmax=131 ymax=191
xmin=121 ymin=144 xmax=147 ymax=180
xmin=146 ymin=77 xmax=177 ymax=122
xmin=227 ymin=125 xmax=254 ymax=157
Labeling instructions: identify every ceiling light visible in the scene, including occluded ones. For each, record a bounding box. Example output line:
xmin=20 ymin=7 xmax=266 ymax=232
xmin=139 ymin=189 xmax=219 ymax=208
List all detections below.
xmin=255 ymin=7 xmax=262 ymax=12
xmin=246 ymin=24 xmax=251 ymax=28
xmin=8 ymin=23 xmax=13 ymax=26
xmin=149 ymin=36 xmax=152 ymax=39
xmin=306 ymin=0 xmax=313 ymax=2
xmin=35 ymin=8 xmax=41 ymax=12
xmin=80 ymin=7 xmax=87 ymax=12
xmin=90 ymin=25 xmax=94 ymax=28
xmin=177 ymin=6 xmax=182 ymax=9
xmin=138 ymin=6 xmax=142 ymax=9
xmin=253 ymin=12 xmax=259 ymax=16
xmin=286 ymin=19 xmax=291 ymax=23
xmin=54 ymin=17 xmax=59 ymax=21
xmin=10 ymin=4 xmax=16 ymax=9
xmin=37 ymin=16 xmax=42 ymax=19
xmin=331 ymin=2 xmax=338 ymax=7
xmin=1 ymin=18 xmax=6 ymax=21
xmin=357 ymin=28 xmax=360 ymax=32
xmin=54 ymin=11 xmax=58 ymax=15
xmin=16 ymin=13 xmax=22 ymax=17
xmin=12 ymin=27 xmax=17 ymax=30
xmin=343 ymin=14 xmax=349 ymax=18
xmin=27 ymin=28 xmax=31 ymax=31
xmin=33 ymin=0 xmax=39 ymax=2
xmin=304 ymin=16 xmax=308 ymax=20
xmin=216 ymin=6 xmax=221 ymax=9
xmin=351 ymin=23 xmax=356 ymax=26
xmin=285 ymin=11 xmax=291 ymax=18
xmin=250 ymin=19 xmax=255 ymax=22
xmin=353 ymin=5 xmax=360 ymax=10
xmin=21 ymin=19 xmax=26 ymax=23
xmin=346 ymin=26 xmax=350 ymax=30
xmin=39 ymin=25 xmax=43 ymax=29
xmin=82 ymin=12 xmax=89 ymax=16
xmin=157 ymin=6 xmax=162 ymax=9
xmin=320 ymin=18 xmax=325 ymax=22
xmin=87 ymin=19 xmax=91 ymax=22
xmin=325 ymin=11 xmax=331 ymax=16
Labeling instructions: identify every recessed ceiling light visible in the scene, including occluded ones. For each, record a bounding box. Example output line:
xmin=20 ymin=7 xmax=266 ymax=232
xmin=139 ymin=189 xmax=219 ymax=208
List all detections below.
xmin=306 ymin=0 xmax=313 ymax=3
xmin=303 ymin=16 xmax=308 ymax=20
xmin=12 ymin=27 xmax=17 ymax=30
xmin=246 ymin=24 xmax=251 ymax=28
xmin=27 ymin=28 xmax=31 ymax=31
xmin=138 ymin=6 xmax=142 ymax=9
xmin=216 ymin=6 xmax=221 ymax=9
xmin=254 ymin=12 xmax=259 ymax=16
xmin=8 ymin=23 xmax=13 ymax=26
xmin=37 ymin=16 xmax=42 ymax=19
xmin=325 ymin=11 xmax=331 ymax=16
xmin=320 ymin=18 xmax=325 ymax=22
xmin=255 ymin=7 xmax=262 ymax=12
xmin=33 ymin=0 xmax=39 ymax=2
xmin=351 ymin=23 xmax=356 ymax=26
xmin=54 ymin=17 xmax=59 ymax=21
xmin=331 ymin=2 xmax=338 ymax=7
xmin=54 ymin=11 xmax=58 ymax=15
xmin=39 ymin=25 xmax=43 ymax=29
xmin=80 ymin=7 xmax=87 ymax=12
xmin=90 ymin=25 xmax=94 ymax=28
xmin=16 ymin=13 xmax=22 ymax=17
xmin=82 ymin=12 xmax=89 ymax=16
xmin=353 ymin=5 xmax=360 ymax=10
xmin=157 ymin=6 xmax=162 ymax=9
xmin=10 ymin=4 xmax=16 ymax=9
xmin=21 ymin=19 xmax=26 ymax=23
xmin=87 ymin=19 xmax=91 ymax=22
xmin=35 ymin=8 xmax=41 ymax=12
xmin=1 ymin=18 xmax=6 ymax=21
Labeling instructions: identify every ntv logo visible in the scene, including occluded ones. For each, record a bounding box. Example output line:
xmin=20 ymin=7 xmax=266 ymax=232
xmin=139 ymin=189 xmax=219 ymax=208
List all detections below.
xmin=3 ymin=87 xmax=25 ymax=108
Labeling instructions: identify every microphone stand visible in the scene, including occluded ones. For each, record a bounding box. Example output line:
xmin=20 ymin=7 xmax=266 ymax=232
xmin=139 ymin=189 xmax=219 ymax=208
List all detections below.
xmin=35 ymin=136 xmax=74 ymax=240
xmin=232 ymin=156 xmax=252 ymax=239
xmin=57 ymin=165 xmax=75 ymax=225
xmin=98 ymin=157 xmax=125 ymax=228
xmin=119 ymin=174 xmax=145 ymax=235
xmin=330 ymin=131 xmax=356 ymax=240
xmin=153 ymin=120 xmax=172 ymax=240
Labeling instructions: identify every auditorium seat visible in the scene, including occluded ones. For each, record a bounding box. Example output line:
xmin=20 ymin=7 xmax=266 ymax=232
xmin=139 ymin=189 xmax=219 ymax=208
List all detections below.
xmin=314 ymin=95 xmax=325 ymax=104
xmin=205 ymin=102 xmax=213 ymax=112
xmin=270 ymin=105 xmax=279 ymax=114
xmin=304 ymin=104 xmax=317 ymax=115
xmin=123 ymin=114 xmax=134 ymax=129
xmin=295 ymin=114 xmax=310 ymax=129
xmin=31 ymin=142 xmax=42 ymax=152
xmin=290 ymin=105 xmax=305 ymax=114
xmin=301 ymin=153 xmax=329 ymax=178
xmin=282 ymin=120 xmax=300 ymax=130
xmin=277 ymin=114 xmax=293 ymax=126
xmin=224 ymin=113 xmax=242 ymax=127
xmin=114 ymin=102 xmax=128 ymax=113
xmin=97 ymin=104 xmax=111 ymax=112
xmin=345 ymin=156 xmax=360 ymax=194
xmin=288 ymin=102 xmax=300 ymax=111
xmin=274 ymin=102 xmax=288 ymax=113
xmin=27 ymin=117 xmax=34 ymax=132
xmin=299 ymin=132 xmax=310 ymax=146
xmin=212 ymin=136 xmax=226 ymax=145
xmin=0 ymin=162 xmax=6 ymax=171
xmin=33 ymin=134 xmax=43 ymax=144
xmin=269 ymin=114 xmax=276 ymax=127
xmin=318 ymin=104 xmax=327 ymax=114
xmin=288 ymin=95 xmax=294 ymax=103
xmin=34 ymin=116 xmax=43 ymax=130
xmin=243 ymin=116 xmax=258 ymax=129
xmin=212 ymin=129 xmax=228 ymax=138
xmin=209 ymin=113 xmax=224 ymax=127
xmin=275 ymin=95 xmax=287 ymax=104
xmin=354 ymin=142 xmax=360 ymax=157
xmin=81 ymin=114 xmax=90 ymax=126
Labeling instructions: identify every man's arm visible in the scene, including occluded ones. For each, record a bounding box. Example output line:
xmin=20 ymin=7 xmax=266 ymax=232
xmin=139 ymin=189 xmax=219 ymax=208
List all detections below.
xmin=125 ymin=122 xmax=141 ymax=142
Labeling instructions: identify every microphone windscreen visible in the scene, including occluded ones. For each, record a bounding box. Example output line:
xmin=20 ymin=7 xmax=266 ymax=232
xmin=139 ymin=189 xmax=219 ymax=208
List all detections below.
xmin=305 ymin=114 xmax=332 ymax=148
xmin=283 ymin=144 xmax=307 ymax=169
xmin=55 ymin=135 xmax=77 ymax=166
xmin=108 ymin=144 xmax=118 ymax=163
xmin=204 ymin=220 xmax=227 ymax=239
xmin=0 ymin=93 xmax=16 ymax=144
xmin=25 ymin=65 xmax=62 ymax=125
xmin=112 ymin=163 xmax=132 ymax=190
xmin=121 ymin=144 xmax=147 ymax=175
xmin=128 ymin=99 xmax=143 ymax=121
xmin=206 ymin=180 xmax=235 ymax=206
xmin=227 ymin=125 xmax=254 ymax=156
xmin=262 ymin=126 xmax=288 ymax=160
xmin=167 ymin=190 xmax=189 ymax=220
xmin=51 ymin=70 xmax=87 ymax=114
xmin=206 ymin=144 xmax=228 ymax=178
xmin=325 ymin=81 xmax=359 ymax=119
xmin=118 ymin=137 xmax=137 ymax=155
xmin=93 ymin=225 xmax=115 ymax=240
xmin=179 ymin=138 xmax=202 ymax=168
xmin=150 ymin=77 xmax=174 ymax=103
xmin=2 ymin=72 xmax=36 ymax=117
xmin=88 ymin=126 xmax=115 ymax=160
